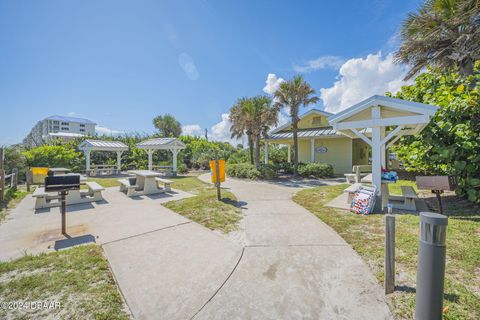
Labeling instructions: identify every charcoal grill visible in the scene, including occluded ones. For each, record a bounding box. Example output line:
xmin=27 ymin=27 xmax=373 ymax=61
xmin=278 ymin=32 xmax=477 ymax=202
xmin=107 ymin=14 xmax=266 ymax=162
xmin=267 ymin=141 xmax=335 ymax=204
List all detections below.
xmin=416 ymin=176 xmax=457 ymax=214
xmin=45 ymin=174 xmax=80 ymax=235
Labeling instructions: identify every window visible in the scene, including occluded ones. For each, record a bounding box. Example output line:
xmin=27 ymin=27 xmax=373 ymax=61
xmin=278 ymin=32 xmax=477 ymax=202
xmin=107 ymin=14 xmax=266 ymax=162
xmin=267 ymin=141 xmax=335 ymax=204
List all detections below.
xmin=53 ymin=126 xmax=59 ymax=130
xmin=61 ymin=122 xmax=69 ymax=126
xmin=53 ymin=121 xmax=59 ymax=125
xmin=312 ymin=116 xmax=323 ymax=125
xmin=80 ymin=128 xmax=85 ymax=132
xmin=61 ymin=127 xmax=69 ymax=131
xmin=80 ymin=124 xmax=85 ymax=127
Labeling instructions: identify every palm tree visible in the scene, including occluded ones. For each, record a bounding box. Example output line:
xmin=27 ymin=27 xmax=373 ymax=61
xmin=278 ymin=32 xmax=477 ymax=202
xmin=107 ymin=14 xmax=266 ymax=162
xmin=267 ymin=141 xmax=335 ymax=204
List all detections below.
xmin=229 ymin=97 xmax=255 ymax=164
xmin=153 ymin=114 xmax=182 ymax=137
xmin=274 ymin=75 xmax=319 ymax=176
xmin=396 ymin=0 xmax=480 ymax=79
xmin=229 ymin=96 xmax=278 ymax=167
xmin=250 ymin=96 xmax=277 ymax=167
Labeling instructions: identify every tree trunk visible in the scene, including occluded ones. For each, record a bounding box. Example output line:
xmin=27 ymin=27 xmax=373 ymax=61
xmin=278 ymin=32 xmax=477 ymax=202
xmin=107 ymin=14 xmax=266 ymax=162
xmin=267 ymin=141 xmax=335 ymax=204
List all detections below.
xmin=254 ymin=135 xmax=261 ymax=168
xmin=292 ymin=121 xmax=299 ymax=177
xmin=248 ymin=135 xmax=254 ymax=165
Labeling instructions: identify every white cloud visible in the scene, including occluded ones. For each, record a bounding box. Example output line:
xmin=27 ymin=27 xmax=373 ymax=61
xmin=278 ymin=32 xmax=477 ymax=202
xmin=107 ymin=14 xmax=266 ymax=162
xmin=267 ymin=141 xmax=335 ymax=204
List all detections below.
xmin=96 ymin=126 xmax=124 ymax=137
xmin=182 ymin=124 xmax=203 ymax=136
xmin=178 ymin=52 xmax=199 ymax=80
xmin=274 ymin=111 xmax=290 ymax=130
xmin=293 ymin=55 xmax=344 ymax=73
xmin=67 ymin=111 xmax=77 ymax=116
xmin=263 ymin=73 xmax=285 ymax=94
xmin=208 ymin=113 xmax=245 ymax=146
xmin=320 ymin=52 xmax=411 ymax=113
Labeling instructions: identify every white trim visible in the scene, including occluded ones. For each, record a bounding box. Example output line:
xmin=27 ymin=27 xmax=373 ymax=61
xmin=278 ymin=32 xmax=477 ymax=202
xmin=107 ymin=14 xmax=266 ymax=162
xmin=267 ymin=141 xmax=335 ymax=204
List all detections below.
xmin=328 ymin=95 xmax=439 ymax=123
xmin=381 ymin=125 xmax=404 ymax=145
xmin=350 ymin=128 xmax=372 ymax=146
xmin=333 ymin=115 xmax=431 ymax=130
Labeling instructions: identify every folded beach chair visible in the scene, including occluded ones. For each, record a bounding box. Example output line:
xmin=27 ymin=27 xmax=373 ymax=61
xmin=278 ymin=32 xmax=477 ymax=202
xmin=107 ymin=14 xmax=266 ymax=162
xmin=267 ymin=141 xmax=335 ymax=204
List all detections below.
xmin=350 ymin=185 xmax=377 ymax=215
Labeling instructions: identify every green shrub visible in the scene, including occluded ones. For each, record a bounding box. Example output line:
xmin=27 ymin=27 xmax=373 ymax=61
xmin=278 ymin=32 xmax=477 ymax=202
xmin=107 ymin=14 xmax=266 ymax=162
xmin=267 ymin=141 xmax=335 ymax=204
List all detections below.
xmin=23 ymin=145 xmax=83 ymax=171
xmin=258 ymin=164 xmax=277 ymax=179
xmin=177 ymin=163 xmax=188 ymax=174
xmin=227 ymin=163 xmax=261 ymax=180
xmin=297 ymin=163 xmax=334 ymax=178
xmin=274 ymin=162 xmax=294 ymax=174
xmin=392 ymin=64 xmax=480 ymax=203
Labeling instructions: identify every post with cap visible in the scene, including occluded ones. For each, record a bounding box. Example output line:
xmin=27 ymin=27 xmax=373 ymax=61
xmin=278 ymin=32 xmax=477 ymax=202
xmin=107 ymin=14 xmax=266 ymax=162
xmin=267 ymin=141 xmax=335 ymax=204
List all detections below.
xmin=415 ymin=212 xmax=448 ymax=320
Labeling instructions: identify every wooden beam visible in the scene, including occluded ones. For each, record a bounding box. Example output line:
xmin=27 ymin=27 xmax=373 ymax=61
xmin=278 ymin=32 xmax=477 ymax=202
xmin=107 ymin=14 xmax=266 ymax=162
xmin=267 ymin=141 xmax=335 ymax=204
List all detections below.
xmin=381 ymin=125 xmax=404 ymax=145
xmin=350 ymin=128 xmax=372 ymax=146
xmin=334 ymin=115 xmax=431 ymax=130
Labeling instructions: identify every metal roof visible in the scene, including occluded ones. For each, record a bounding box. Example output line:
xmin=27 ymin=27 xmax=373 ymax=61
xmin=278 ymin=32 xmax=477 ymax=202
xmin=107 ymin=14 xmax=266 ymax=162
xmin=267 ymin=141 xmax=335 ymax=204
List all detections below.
xmin=137 ymin=138 xmax=186 ymax=150
xmin=266 ymin=127 xmax=339 ymax=140
xmin=78 ymin=139 xmax=128 ymax=151
xmin=45 ymin=115 xmax=97 ymax=125
xmin=47 ymin=132 xmax=85 ymax=138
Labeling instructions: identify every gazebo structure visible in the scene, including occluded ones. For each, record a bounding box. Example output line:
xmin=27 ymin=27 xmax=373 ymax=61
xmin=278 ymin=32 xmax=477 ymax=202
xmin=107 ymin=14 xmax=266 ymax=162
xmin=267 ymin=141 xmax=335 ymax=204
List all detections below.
xmin=328 ymin=95 xmax=438 ymax=211
xmin=136 ymin=138 xmax=186 ymax=175
xmin=78 ymin=140 xmax=129 ymax=176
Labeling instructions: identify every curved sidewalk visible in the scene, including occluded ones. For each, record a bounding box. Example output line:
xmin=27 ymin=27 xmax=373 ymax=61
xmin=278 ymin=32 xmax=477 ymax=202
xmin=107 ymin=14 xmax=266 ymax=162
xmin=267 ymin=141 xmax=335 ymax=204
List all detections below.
xmin=196 ymin=174 xmax=392 ymax=319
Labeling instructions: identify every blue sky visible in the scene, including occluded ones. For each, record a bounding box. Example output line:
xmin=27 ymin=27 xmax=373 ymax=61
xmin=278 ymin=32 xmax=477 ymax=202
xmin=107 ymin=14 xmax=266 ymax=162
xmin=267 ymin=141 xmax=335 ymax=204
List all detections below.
xmin=0 ymin=0 xmax=420 ymax=145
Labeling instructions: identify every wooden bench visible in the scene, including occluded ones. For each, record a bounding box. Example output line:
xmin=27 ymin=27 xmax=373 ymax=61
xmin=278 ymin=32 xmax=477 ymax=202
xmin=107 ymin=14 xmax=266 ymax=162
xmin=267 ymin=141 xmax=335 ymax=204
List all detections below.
xmin=118 ymin=179 xmax=138 ymax=197
xmin=344 ymin=165 xmax=371 ymax=184
xmin=85 ymin=181 xmax=105 ymax=202
xmin=389 ymin=186 xmax=418 ymax=211
xmin=155 ymin=177 xmax=173 ymax=192
xmin=343 ymin=183 xmax=363 ymax=204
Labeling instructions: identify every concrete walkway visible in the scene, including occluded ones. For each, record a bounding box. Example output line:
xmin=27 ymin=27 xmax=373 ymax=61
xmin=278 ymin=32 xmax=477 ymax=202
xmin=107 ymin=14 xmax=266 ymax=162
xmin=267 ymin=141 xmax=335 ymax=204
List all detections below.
xmin=194 ymin=174 xmax=392 ymax=320
xmin=1 ymin=176 xmax=392 ymax=319
xmin=0 ymin=187 xmax=195 ymax=261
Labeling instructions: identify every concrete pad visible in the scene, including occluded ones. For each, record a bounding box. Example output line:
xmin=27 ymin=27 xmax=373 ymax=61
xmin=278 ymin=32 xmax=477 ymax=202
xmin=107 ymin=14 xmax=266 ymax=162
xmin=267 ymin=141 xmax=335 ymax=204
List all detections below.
xmin=325 ymin=193 xmax=351 ymax=210
xmin=195 ymin=246 xmax=392 ymax=320
xmin=246 ymin=212 xmax=346 ymax=246
xmin=0 ymin=187 xmax=194 ymax=261
xmin=242 ymin=199 xmax=308 ymax=215
xmin=103 ymin=222 xmax=243 ymax=320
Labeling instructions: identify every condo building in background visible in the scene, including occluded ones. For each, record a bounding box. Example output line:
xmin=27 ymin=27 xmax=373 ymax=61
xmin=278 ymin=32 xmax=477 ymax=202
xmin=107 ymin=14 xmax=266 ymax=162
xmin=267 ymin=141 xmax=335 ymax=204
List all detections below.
xmin=23 ymin=115 xmax=96 ymax=148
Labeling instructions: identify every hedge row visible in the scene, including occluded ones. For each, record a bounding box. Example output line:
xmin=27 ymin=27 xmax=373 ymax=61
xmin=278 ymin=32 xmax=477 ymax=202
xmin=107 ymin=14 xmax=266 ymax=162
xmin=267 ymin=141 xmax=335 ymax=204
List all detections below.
xmin=227 ymin=162 xmax=334 ymax=180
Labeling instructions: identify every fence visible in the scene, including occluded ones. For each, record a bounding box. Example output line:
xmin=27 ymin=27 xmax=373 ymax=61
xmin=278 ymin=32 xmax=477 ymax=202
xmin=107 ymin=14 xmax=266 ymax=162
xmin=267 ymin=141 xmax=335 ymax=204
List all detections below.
xmin=0 ymin=148 xmax=18 ymax=203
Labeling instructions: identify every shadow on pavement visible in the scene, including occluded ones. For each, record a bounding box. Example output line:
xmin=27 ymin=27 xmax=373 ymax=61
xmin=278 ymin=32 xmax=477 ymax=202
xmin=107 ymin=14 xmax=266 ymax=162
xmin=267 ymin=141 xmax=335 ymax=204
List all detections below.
xmin=54 ymin=234 xmax=96 ymax=251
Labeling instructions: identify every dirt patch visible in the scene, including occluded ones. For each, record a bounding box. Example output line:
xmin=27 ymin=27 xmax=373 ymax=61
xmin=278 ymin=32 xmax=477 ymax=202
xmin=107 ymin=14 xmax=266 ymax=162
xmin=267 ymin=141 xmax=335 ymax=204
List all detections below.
xmin=30 ymin=224 xmax=89 ymax=245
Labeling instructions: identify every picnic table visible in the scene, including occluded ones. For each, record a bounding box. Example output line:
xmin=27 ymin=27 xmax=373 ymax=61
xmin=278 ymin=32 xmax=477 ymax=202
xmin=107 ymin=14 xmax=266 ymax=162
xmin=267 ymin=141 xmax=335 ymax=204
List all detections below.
xmin=119 ymin=170 xmax=172 ymax=197
xmin=361 ymin=174 xmax=396 ymax=209
xmin=49 ymin=168 xmax=71 ymax=175
xmin=361 ymin=174 xmax=418 ymax=211
xmin=151 ymin=165 xmax=173 ymax=176
xmin=92 ymin=164 xmax=117 ymax=176
xmin=32 ymin=174 xmax=105 ymax=209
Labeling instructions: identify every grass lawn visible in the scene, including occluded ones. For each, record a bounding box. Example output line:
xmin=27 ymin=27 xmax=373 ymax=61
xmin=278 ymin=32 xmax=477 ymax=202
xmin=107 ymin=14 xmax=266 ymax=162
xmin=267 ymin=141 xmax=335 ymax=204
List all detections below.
xmin=86 ymin=177 xmax=121 ymax=188
xmin=0 ymin=186 xmax=30 ymax=223
xmin=293 ymin=181 xmax=479 ymax=320
xmin=0 ymin=245 xmax=129 ymax=320
xmin=163 ymin=175 xmax=243 ymax=233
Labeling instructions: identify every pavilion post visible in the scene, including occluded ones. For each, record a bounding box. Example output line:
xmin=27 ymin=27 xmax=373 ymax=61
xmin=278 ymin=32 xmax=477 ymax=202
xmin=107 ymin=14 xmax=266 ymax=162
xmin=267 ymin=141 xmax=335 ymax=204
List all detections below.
xmin=381 ymin=127 xmax=387 ymax=168
xmin=147 ymin=149 xmax=153 ymax=171
xmin=264 ymin=142 xmax=269 ymax=164
xmin=310 ymin=139 xmax=315 ymax=162
xmin=117 ymin=151 xmax=123 ymax=174
xmin=171 ymin=148 xmax=179 ymax=176
xmin=371 ymin=107 xmax=383 ymax=211
xmin=85 ymin=149 xmax=91 ymax=176
xmin=287 ymin=144 xmax=291 ymax=163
